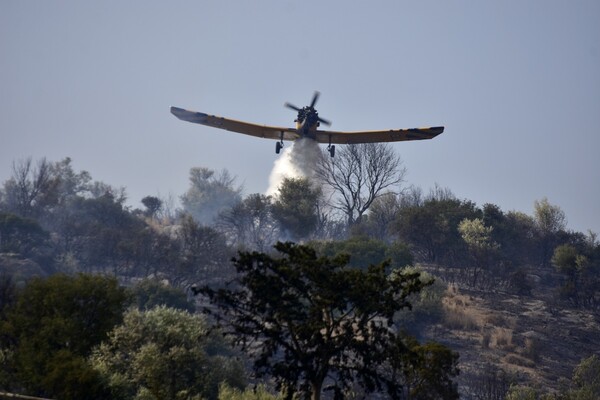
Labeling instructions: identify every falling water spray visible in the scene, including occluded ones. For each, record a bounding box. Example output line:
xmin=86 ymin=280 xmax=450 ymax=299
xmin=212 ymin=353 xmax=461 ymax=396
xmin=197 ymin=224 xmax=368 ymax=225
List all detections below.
xmin=266 ymin=138 xmax=323 ymax=197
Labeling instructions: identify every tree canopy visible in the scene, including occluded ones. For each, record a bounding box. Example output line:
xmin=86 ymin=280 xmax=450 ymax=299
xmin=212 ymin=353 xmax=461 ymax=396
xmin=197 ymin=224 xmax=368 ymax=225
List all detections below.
xmin=198 ymin=242 xmax=458 ymax=400
xmin=90 ymin=306 xmax=245 ymax=400
xmin=271 ymin=177 xmax=322 ymax=241
xmin=0 ymin=274 xmax=127 ymax=398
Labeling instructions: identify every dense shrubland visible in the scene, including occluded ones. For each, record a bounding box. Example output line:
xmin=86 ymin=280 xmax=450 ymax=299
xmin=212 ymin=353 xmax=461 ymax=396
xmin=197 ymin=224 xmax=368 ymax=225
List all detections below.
xmin=0 ymin=152 xmax=598 ymax=399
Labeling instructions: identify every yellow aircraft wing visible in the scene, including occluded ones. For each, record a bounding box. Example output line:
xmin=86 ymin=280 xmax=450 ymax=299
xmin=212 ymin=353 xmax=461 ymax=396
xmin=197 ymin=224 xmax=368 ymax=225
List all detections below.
xmin=170 ymin=107 xmax=300 ymax=141
xmin=313 ymin=126 xmax=444 ymax=144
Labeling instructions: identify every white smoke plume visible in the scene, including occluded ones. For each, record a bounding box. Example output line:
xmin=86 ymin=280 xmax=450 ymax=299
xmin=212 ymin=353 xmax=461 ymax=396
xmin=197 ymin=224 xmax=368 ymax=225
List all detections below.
xmin=266 ymin=138 xmax=322 ymax=197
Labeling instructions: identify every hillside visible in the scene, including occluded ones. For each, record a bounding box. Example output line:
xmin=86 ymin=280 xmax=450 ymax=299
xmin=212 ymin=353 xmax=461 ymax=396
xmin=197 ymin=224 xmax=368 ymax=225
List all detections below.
xmin=1 ymin=157 xmax=599 ymax=399
xmin=421 ymin=265 xmax=600 ymax=398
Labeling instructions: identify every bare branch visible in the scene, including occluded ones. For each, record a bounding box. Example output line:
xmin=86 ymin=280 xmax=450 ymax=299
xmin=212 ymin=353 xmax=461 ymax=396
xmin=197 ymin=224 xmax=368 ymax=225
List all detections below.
xmin=316 ymin=143 xmax=406 ymax=226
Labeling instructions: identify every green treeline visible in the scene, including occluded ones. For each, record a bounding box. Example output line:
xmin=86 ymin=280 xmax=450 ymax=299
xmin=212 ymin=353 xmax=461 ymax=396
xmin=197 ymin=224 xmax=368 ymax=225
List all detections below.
xmin=0 ymin=154 xmax=599 ymax=399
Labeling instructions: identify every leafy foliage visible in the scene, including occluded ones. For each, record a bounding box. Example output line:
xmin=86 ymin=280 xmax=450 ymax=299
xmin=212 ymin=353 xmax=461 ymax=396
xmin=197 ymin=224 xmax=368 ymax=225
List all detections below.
xmin=392 ymin=266 xmax=446 ymax=332
xmin=312 ymin=236 xmax=413 ymax=271
xmin=552 ymin=242 xmax=600 ymax=308
xmin=90 ymin=306 xmax=245 ymax=400
xmin=399 ymin=337 xmax=460 ymax=400
xmin=458 ymin=218 xmax=499 ymax=287
xmin=218 ymin=383 xmax=283 ymax=400
xmin=271 ymin=177 xmax=322 ymax=241
xmin=218 ymin=193 xmax=279 ymax=251
xmin=141 ymin=195 xmax=163 ymax=218
xmin=569 ymin=354 xmax=600 ymax=399
xmin=394 ymin=196 xmax=481 ymax=265
xmin=504 ymin=385 xmax=539 ymax=400
xmin=534 ymin=197 xmax=567 ymax=267
xmin=129 ymin=279 xmax=195 ymax=312
xmin=0 ymin=212 xmax=55 ymax=271
xmin=199 ymin=242 xmax=457 ymax=399
xmin=0 ymin=274 xmax=127 ymax=398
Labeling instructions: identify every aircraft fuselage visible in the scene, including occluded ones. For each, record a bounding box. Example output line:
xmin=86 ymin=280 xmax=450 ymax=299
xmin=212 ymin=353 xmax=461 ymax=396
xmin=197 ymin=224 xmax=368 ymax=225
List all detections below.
xmin=296 ymin=120 xmax=318 ymax=138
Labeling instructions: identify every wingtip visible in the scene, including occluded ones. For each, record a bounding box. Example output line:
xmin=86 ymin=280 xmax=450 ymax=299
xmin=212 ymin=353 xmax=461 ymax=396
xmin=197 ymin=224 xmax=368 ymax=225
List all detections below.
xmin=170 ymin=106 xmax=190 ymax=119
xmin=427 ymin=126 xmax=444 ymax=135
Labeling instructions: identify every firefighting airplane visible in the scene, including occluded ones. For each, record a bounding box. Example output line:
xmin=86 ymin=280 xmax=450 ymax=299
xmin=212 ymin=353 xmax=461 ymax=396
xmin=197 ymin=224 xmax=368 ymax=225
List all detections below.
xmin=170 ymin=92 xmax=443 ymax=157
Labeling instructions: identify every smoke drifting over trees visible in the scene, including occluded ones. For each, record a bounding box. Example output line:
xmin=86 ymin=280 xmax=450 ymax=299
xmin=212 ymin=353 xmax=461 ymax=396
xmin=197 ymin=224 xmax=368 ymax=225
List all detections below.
xmin=181 ymin=167 xmax=242 ymax=225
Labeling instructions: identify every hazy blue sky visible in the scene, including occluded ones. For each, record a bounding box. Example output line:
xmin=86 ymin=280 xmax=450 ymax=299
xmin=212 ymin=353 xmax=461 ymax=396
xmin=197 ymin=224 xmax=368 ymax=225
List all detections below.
xmin=1 ymin=1 xmax=599 ymax=234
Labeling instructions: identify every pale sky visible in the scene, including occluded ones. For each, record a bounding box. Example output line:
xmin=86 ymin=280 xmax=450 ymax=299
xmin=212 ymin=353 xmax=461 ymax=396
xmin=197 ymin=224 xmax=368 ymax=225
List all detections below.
xmin=1 ymin=1 xmax=599 ymax=234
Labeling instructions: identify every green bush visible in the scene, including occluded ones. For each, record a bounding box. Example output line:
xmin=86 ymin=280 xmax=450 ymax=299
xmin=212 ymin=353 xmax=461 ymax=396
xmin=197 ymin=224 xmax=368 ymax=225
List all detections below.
xmin=90 ymin=306 xmax=245 ymax=400
xmin=393 ymin=266 xmax=446 ymax=331
xmin=129 ymin=279 xmax=195 ymax=312
xmin=218 ymin=383 xmax=283 ymax=400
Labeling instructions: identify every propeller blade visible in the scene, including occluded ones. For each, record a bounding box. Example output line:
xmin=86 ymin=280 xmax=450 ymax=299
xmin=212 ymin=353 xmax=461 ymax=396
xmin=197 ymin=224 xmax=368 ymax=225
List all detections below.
xmin=310 ymin=91 xmax=320 ymax=108
xmin=284 ymin=102 xmax=302 ymax=112
xmin=318 ymin=117 xmax=331 ymax=126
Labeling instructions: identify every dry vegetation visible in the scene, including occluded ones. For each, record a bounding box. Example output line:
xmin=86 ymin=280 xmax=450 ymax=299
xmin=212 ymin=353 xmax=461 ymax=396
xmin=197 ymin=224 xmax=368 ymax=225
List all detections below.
xmin=419 ymin=267 xmax=600 ymax=397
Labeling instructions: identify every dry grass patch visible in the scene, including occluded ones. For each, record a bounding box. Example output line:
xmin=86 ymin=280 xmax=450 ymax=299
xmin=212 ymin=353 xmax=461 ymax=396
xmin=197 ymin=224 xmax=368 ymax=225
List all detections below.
xmin=492 ymin=327 xmax=514 ymax=350
xmin=444 ymin=307 xmax=479 ymax=331
xmin=503 ymin=353 xmax=536 ymax=369
xmin=484 ymin=312 xmax=506 ymax=327
xmin=442 ymin=290 xmax=480 ymax=331
xmin=484 ymin=312 xmax=516 ymax=329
